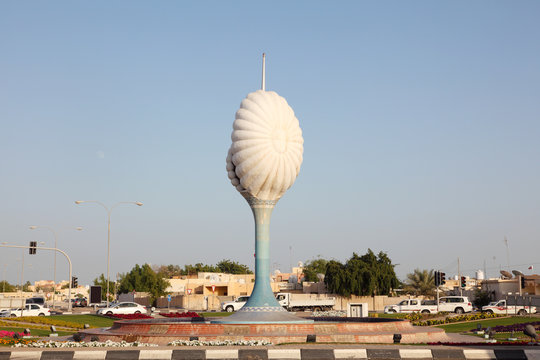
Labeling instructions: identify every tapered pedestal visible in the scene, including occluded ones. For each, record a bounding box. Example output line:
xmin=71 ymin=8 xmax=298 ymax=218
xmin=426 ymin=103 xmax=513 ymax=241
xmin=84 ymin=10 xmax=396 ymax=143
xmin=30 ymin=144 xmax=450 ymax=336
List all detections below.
xmin=213 ymin=196 xmax=311 ymax=324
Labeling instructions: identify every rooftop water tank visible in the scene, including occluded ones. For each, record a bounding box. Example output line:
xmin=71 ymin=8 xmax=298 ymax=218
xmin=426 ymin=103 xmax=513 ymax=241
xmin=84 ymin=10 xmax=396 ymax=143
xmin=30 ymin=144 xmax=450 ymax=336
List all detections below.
xmin=476 ymin=270 xmax=485 ymax=280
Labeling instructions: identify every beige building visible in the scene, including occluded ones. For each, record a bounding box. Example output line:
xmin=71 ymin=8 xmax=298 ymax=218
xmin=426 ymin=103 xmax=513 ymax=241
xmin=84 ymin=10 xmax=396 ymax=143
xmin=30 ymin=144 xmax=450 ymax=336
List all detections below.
xmin=166 ymin=272 xmax=256 ymax=296
xmin=481 ymin=275 xmax=540 ymax=300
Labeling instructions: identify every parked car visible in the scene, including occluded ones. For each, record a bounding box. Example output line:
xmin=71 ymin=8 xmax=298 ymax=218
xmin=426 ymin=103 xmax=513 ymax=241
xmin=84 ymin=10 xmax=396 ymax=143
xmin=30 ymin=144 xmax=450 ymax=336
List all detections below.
xmin=221 ymin=296 xmax=249 ymax=312
xmin=438 ymin=296 xmax=474 ymax=314
xmin=384 ymin=299 xmax=437 ymax=314
xmin=25 ymin=297 xmax=46 ymax=306
xmin=482 ymin=300 xmax=536 ymax=315
xmin=0 ymin=304 xmax=51 ymax=317
xmin=96 ymin=302 xmax=147 ymax=315
xmin=73 ymin=298 xmax=88 ymax=307
xmin=384 ymin=296 xmax=473 ymax=314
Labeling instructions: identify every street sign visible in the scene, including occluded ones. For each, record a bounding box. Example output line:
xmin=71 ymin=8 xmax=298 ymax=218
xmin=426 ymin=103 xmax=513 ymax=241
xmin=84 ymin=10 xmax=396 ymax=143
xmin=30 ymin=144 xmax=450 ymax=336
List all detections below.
xmin=187 ymin=289 xmax=192 ymax=295
xmin=211 ymin=285 xmax=216 ymax=293
xmin=167 ymin=294 xmax=171 ymax=302
xmin=46 ymin=293 xmax=51 ymax=298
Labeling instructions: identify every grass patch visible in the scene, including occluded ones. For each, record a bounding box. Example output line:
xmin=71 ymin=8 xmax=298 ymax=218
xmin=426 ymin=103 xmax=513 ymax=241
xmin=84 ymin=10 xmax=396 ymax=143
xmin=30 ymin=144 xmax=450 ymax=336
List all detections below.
xmin=49 ymin=315 xmax=115 ymax=328
xmin=1 ymin=315 xmax=114 ymax=329
xmin=199 ymin=312 xmax=231 ymax=317
xmin=436 ymin=316 xmax=536 ymax=333
xmin=0 ymin=326 xmax=74 ymax=337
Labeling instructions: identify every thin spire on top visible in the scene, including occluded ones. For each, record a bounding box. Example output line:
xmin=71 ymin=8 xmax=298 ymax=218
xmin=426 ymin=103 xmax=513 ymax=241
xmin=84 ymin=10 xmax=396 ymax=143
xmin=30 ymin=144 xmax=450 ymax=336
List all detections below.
xmin=261 ymin=53 xmax=266 ymax=91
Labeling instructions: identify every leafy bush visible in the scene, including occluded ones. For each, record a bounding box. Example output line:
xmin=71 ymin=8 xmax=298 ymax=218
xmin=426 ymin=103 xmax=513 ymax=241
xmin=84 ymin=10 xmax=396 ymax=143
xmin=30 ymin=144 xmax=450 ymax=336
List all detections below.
xmin=472 ymin=289 xmax=493 ymax=308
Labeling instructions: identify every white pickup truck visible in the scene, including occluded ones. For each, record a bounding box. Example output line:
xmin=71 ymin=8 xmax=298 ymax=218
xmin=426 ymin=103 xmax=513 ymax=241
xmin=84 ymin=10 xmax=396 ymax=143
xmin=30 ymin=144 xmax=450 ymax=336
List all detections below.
xmin=384 ymin=299 xmax=437 ymax=314
xmin=384 ymin=296 xmax=473 ymax=314
xmin=276 ymin=293 xmax=335 ymax=311
xmin=221 ymin=296 xmax=249 ymax=312
xmin=482 ymin=300 xmax=537 ymax=315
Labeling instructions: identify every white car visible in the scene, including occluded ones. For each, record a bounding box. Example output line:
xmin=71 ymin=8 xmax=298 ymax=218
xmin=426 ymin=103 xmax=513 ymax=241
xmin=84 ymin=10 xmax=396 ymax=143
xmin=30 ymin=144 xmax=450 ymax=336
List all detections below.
xmin=96 ymin=302 xmax=147 ymax=315
xmin=0 ymin=304 xmax=50 ymax=317
xmin=221 ymin=296 xmax=249 ymax=312
xmin=438 ymin=296 xmax=474 ymax=314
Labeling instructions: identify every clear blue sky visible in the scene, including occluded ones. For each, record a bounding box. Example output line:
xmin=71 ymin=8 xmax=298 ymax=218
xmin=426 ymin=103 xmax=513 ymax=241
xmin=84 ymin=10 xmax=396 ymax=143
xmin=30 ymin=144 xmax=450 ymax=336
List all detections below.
xmin=1 ymin=1 xmax=539 ymax=286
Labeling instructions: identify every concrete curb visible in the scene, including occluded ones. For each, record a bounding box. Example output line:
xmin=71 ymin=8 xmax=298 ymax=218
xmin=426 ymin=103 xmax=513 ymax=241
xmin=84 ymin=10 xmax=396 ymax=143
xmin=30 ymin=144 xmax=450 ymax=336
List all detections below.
xmin=0 ymin=348 xmax=539 ymax=359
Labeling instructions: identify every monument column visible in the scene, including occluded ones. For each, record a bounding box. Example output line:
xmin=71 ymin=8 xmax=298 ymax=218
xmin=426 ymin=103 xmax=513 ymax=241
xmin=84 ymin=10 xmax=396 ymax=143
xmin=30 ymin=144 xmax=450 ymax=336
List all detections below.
xmin=217 ymin=54 xmax=308 ymax=323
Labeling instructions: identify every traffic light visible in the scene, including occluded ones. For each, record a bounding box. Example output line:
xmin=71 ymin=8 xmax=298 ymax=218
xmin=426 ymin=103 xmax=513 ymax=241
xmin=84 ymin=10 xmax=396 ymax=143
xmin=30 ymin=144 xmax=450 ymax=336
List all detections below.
xmin=521 ymin=276 xmax=526 ymax=289
xmin=29 ymin=241 xmax=37 ymax=255
xmin=460 ymin=276 xmax=466 ymax=288
xmin=71 ymin=276 xmax=78 ymax=288
xmin=440 ymin=272 xmax=446 ymax=285
xmin=434 ymin=271 xmax=440 ymax=286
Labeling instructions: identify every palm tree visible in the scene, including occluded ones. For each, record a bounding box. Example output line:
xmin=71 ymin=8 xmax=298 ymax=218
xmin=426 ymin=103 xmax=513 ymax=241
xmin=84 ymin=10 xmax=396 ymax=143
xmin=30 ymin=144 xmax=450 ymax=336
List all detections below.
xmin=404 ymin=269 xmax=435 ymax=296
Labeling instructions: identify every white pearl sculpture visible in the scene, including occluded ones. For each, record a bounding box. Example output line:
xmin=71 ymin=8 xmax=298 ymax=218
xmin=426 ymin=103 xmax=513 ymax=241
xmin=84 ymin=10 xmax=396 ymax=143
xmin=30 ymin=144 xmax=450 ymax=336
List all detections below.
xmin=226 ymin=90 xmax=304 ymax=201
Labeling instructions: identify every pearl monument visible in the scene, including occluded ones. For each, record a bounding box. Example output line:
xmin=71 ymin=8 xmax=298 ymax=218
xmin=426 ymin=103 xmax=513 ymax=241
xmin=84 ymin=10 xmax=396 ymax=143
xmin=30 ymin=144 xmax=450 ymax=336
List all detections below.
xmin=219 ymin=54 xmax=308 ymax=323
xmin=79 ymin=55 xmax=451 ymax=342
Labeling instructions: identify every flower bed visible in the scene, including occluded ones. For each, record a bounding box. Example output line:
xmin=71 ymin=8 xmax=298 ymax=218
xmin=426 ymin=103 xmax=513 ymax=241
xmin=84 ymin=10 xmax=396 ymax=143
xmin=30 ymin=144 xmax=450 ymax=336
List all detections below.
xmin=7 ymin=317 xmax=84 ymax=329
xmin=159 ymin=312 xmax=200 ymax=318
xmin=0 ymin=330 xmax=25 ymax=338
xmin=414 ymin=312 xmax=502 ymax=326
xmin=0 ymin=338 xmax=37 ymax=346
xmin=475 ymin=321 xmax=540 ymax=333
xmin=428 ymin=341 xmax=539 ymax=346
xmin=312 ymin=310 xmax=346 ymax=317
xmin=167 ymin=339 xmax=272 ymax=346
xmin=13 ymin=340 xmax=158 ymax=348
xmin=12 ymin=339 xmax=272 ymax=348
xmin=106 ymin=314 xmax=153 ymax=320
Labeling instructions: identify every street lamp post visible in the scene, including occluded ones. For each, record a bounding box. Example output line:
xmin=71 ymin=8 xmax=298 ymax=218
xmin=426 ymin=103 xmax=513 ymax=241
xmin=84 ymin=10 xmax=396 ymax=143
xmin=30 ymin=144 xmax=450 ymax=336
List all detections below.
xmin=19 ymin=250 xmax=25 ymax=314
xmin=28 ymin=226 xmax=82 ymax=309
xmin=75 ymin=200 xmax=142 ymax=307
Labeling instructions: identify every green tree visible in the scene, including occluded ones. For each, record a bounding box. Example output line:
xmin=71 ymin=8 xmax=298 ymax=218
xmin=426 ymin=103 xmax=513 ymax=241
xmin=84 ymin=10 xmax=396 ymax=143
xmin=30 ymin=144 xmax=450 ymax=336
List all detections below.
xmin=302 ymin=257 xmax=328 ymax=282
xmin=403 ymin=269 xmax=435 ymax=296
xmin=472 ymin=289 xmax=493 ymax=308
xmin=154 ymin=264 xmax=182 ymax=279
xmin=0 ymin=280 xmax=16 ymax=292
xmin=216 ymin=259 xmax=253 ymax=274
xmin=324 ymin=249 xmax=399 ymax=297
xmin=93 ymin=274 xmax=117 ymax=301
xmin=19 ymin=281 xmax=32 ymax=292
xmin=118 ymin=264 xmax=170 ymax=305
xmin=325 ymin=260 xmax=349 ymax=296
xmin=154 ymin=260 xmax=253 ymax=277
xmin=182 ymin=263 xmax=218 ymax=275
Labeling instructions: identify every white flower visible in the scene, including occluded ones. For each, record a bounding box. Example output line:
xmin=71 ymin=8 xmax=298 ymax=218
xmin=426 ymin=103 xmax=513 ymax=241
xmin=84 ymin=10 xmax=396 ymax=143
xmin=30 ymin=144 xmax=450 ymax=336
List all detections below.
xmin=167 ymin=339 xmax=272 ymax=346
xmin=13 ymin=340 xmax=158 ymax=348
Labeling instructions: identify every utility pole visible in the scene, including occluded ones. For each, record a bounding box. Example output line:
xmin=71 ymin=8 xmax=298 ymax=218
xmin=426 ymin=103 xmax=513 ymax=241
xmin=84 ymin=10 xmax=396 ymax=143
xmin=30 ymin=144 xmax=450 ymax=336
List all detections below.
xmin=458 ymin=257 xmax=462 ymax=296
xmin=504 ymin=236 xmax=510 ymax=270
xmin=115 ymin=273 xmax=119 ymax=301
xmin=20 ymin=250 xmax=25 ymax=316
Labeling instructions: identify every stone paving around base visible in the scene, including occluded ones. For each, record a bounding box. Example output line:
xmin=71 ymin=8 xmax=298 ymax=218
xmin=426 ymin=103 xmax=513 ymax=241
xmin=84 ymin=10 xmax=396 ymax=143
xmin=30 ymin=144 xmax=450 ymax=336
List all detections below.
xmin=1 ymin=347 xmax=539 ymax=360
